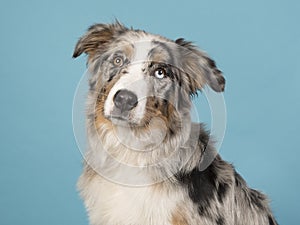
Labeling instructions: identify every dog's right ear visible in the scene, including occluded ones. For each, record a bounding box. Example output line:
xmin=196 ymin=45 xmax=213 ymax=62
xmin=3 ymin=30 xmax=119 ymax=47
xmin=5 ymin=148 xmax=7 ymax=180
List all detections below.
xmin=73 ymin=22 xmax=127 ymax=60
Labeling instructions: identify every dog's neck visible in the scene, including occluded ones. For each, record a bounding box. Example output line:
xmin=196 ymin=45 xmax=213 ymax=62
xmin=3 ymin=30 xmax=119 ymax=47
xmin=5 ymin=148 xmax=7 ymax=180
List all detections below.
xmin=85 ymin=118 xmax=213 ymax=185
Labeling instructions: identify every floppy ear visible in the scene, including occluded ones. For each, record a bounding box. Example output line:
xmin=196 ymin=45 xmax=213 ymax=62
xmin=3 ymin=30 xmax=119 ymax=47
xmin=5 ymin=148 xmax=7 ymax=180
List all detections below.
xmin=73 ymin=22 xmax=128 ymax=60
xmin=175 ymin=38 xmax=225 ymax=93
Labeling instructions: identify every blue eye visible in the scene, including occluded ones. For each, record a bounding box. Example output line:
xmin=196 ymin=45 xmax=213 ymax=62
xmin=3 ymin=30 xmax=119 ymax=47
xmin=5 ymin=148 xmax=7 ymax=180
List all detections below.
xmin=154 ymin=68 xmax=166 ymax=79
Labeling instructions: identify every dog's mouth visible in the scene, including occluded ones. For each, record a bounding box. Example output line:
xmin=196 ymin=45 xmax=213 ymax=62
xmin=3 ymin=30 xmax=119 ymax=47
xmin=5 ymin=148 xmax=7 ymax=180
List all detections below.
xmin=110 ymin=115 xmax=127 ymax=121
xmin=108 ymin=108 xmax=138 ymax=126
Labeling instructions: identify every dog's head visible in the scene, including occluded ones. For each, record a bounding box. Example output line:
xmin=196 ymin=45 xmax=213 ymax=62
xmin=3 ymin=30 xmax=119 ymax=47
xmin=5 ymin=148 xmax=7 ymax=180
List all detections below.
xmin=73 ymin=22 xmax=225 ymax=155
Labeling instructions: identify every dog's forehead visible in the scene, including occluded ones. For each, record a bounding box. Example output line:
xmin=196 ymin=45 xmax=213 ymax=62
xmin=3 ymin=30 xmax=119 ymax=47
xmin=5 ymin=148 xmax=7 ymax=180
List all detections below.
xmin=114 ymin=32 xmax=176 ymax=64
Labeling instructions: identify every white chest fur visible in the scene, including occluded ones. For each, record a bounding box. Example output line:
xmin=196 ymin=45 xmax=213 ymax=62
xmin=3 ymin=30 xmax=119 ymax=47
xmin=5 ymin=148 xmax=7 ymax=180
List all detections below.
xmin=78 ymin=171 xmax=188 ymax=225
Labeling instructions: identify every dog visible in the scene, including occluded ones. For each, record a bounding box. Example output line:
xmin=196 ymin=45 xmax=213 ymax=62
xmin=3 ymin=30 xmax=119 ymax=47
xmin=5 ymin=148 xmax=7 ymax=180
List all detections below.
xmin=73 ymin=22 xmax=278 ymax=225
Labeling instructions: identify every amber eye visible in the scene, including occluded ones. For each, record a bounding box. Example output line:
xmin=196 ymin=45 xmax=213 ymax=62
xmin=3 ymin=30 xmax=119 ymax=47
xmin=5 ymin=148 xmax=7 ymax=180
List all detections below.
xmin=154 ymin=68 xmax=166 ymax=79
xmin=113 ymin=56 xmax=123 ymax=67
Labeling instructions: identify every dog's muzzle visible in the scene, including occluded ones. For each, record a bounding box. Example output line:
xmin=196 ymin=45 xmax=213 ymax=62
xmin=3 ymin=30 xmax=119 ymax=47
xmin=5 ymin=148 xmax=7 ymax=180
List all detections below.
xmin=111 ymin=89 xmax=138 ymax=120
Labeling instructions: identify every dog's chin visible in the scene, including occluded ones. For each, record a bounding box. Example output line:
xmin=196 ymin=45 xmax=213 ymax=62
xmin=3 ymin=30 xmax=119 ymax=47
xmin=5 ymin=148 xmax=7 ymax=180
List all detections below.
xmin=107 ymin=114 xmax=140 ymax=128
xmin=109 ymin=116 xmax=132 ymax=127
xmin=106 ymin=107 xmax=145 ymax=127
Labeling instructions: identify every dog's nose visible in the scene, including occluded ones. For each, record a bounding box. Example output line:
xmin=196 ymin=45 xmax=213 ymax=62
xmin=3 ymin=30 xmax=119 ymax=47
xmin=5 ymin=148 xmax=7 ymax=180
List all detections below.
xmin=113 ymin=89 xmax=138 ymax=112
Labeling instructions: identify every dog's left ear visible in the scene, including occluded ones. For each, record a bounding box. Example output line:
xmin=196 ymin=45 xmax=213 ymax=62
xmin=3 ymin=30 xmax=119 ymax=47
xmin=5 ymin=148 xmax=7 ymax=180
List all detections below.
xmin=175 ymin=38 xmax=225 ymax=93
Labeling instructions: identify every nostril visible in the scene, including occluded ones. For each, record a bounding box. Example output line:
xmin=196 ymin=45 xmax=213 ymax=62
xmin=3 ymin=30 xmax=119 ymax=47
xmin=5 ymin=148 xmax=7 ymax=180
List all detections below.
xmin=113 ymin=89 xmax=138 ymax=112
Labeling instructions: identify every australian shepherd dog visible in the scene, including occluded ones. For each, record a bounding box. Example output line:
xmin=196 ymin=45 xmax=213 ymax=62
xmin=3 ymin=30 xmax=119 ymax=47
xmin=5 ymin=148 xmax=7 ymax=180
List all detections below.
xmin=73 ymin=22 xmax=278 ymax=225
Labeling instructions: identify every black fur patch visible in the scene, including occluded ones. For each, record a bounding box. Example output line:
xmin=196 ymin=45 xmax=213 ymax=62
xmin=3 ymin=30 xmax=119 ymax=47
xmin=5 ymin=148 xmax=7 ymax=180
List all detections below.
xmin=175 ymin=168 xmax=213 ymax=215
xmin=216 ymin=216 xmax=225 ymax=225
xmin=217 ymin=182 xmax=229 ymax=204
xmin=268 ymin=215 xmax=278 ymax=225
xmin=175 ymin=156 xmax=230 ymax=216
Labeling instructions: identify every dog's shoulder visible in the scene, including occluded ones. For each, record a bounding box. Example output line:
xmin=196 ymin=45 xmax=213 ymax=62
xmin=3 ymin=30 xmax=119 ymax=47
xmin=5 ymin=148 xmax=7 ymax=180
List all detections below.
xmin=175 ymin=133 xmax=279 ymax=225
xmin=175 ymin=153 xmax=234 ymax=215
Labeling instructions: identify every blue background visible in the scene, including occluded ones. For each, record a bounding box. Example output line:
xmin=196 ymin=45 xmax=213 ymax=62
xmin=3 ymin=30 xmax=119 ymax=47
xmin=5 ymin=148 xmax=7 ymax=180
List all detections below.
xmin=0 ymin=0 xmax=299 ymax=224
